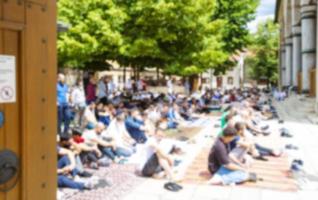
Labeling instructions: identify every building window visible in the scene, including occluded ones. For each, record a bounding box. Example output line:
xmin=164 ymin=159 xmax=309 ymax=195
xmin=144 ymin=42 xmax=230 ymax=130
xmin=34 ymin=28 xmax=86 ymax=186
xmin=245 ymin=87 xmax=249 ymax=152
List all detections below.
xmin=227 ymin=77 xmax=233 ymax=85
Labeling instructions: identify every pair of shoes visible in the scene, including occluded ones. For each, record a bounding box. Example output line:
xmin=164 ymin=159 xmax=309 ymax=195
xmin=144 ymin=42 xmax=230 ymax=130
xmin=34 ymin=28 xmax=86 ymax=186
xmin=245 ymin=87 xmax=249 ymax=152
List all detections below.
xmin=281 ymin=132 xmax=293 ymax=138
xmin=292 ymin=159 xmax=304 ymax=166
xmin=280 ymin=128 xmax=293 ymax=138
xmin=278 ymin=119 xmax=284 ymax=124
xmin=291 ymin=163 xmax=303 ymax=172
xmin=164 ymin=182 xmax=183 ymax=192
xmin=285 ymin=144 xmax=299 ymax=150
xmin=262 ymin=131 xmax=271 ymax=136
xmin=261 ymin=125 xmax=269 ymax=131
xmin=291 ymin=160 xmax=304 ymax=172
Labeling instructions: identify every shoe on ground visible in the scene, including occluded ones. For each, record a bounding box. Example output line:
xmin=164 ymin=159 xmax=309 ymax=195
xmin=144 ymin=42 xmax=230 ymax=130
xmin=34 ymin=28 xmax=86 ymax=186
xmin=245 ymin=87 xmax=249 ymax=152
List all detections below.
xmin=285 ymin=144 xmax=299 ymax=150
xmin=164 ymin=182 xmax=183 ymax=192
xmin=79 ymin=171 xmax=93 ymax=178
xmin=292 ymin=159 xmax=304 ymax=166
xmin=261 ymin=125 xmax=269 ymax=131
xmin=281 ymin=132 xmax=293 ymax=138
xmin=291 ymin=162 xmax=303 ymax=172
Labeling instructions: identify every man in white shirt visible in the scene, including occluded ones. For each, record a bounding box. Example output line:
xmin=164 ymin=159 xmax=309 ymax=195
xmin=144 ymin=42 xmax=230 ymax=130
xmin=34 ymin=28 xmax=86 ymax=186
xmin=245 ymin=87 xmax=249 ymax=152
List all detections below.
xmin=101 ymin=111 xmax=135 ymax=158
xmin=167 ymin=78 xmax=174 ymax=94
xmin=71 ymin=80 xmax=86 ymax=126
xmin=82 ymin=123 xmax=118 ymax=162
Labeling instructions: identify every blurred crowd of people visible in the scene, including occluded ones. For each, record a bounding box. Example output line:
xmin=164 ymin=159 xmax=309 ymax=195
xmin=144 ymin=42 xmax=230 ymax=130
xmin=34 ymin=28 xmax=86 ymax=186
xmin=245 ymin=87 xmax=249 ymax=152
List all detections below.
xmin=56 ymin=72 xmax=285 ymax=194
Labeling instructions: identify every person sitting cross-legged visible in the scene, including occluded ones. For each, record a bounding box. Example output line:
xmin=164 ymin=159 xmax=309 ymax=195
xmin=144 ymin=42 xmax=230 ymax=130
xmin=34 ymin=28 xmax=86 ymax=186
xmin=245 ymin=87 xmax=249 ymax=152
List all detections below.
xmin=207 ymin=126 xmax=253 ymax=185
xmin=81 ymin=122 xmax=118 ymax=163
xmin=101 ymin=110 xmax=136 ymax=159
xmin=57 ymin=146 xmax=96 ymax=190
xmin=70 ymin=128 xmax=110 ymax=169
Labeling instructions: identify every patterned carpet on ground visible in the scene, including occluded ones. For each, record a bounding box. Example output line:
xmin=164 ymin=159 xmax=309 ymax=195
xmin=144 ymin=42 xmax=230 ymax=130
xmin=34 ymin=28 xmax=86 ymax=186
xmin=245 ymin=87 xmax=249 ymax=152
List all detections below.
xmin=183 ymin=134 xmax=298 ymax=192
xmin=61 ymin=164 xmax=145 ymax=200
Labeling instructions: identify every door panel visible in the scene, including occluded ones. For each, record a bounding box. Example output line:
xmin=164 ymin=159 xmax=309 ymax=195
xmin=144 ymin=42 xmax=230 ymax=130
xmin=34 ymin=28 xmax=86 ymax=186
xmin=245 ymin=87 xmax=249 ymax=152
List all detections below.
xmin=0 ymin=0 xmax=56 ymax=200
xmin=24 ymin=1 xmax=57 ymax=199
xmin=2 ymin=29 xmax=21 ymax=200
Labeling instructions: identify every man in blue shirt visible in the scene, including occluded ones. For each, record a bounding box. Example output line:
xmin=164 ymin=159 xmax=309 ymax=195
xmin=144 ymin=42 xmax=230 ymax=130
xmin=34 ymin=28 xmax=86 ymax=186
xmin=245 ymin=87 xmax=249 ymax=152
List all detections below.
xmin=167 ymin=104 xmax=178 ymax=129
xmin=57 ymin=74 xmax=71 ymax=135
xmin=125 ymin=108 xmax=147 ymax=143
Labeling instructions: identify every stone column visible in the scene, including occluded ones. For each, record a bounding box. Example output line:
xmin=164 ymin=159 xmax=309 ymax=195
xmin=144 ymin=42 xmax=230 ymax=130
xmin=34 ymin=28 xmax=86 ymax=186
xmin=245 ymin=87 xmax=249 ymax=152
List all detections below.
xmin=285 ymin=38 xmax=293 ymax=86
xmin=292 ymin=26 xmax=302 ymax=87
xmin=301 ymin=4 xmax=316 ymax=92
xmin=291 ymin=0 xmax=301 ymax=87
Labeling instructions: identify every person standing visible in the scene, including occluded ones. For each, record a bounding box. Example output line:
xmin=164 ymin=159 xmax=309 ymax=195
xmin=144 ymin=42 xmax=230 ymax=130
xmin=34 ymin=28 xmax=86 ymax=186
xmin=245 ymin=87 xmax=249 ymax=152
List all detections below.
xmin=167 ymin=77 xmax=174 ymax=95
xmin=57 ymin=73 xmax=71 ymax=135
xmin=71 ymin=79 xmax=86 ymax=126
xmin=86 ymin=75 xmax=97 ymax=104
xmin=137 ymin=79 xmax=143 ymax=92
xmin=184 ymin=78 xmax=190 ymax=96
xmin=125 ymin=78 xmax=132 ymax=92
xmin=97 ymin=76 xmax=107 ymax=104
xmin=107 ymin=77 xmax=116 ymax=96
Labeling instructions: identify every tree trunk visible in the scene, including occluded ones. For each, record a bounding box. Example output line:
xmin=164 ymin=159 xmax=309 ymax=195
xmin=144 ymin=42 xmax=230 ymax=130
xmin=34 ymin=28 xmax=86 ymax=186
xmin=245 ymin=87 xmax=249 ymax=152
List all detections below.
xmin=190 ymin=74 xmax=199 ymax=92
xmin=123 ymin=66 xmax=126 ymax=83
xmin=137 ymin=66 xmax=140 ymax=80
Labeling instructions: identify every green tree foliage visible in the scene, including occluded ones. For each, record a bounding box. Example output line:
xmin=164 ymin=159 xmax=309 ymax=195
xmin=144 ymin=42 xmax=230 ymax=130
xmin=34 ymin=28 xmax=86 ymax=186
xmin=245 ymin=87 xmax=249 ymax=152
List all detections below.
xmin=213 ymin=0 xmax=260 ymax=53
xmin=58 ymin=0 xmax=257 ymax=76
xmin=115 ymin=0 xmax=228 ymax=76
xmin=245 ymin=19 xmax=279 ymax=85
xmin=211 ymin=0 xmax=259 ymax=75
xmin=58 ymin=0 xmax=127 ymax=68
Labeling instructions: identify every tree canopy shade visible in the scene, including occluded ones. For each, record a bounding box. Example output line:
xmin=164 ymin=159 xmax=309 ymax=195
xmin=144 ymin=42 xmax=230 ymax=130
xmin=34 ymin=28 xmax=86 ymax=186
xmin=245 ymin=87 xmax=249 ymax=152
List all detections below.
xmin=57 ymin=0 xmax=258 ymax=76
xmin=245 ymin=19 xmax=279 ymax=85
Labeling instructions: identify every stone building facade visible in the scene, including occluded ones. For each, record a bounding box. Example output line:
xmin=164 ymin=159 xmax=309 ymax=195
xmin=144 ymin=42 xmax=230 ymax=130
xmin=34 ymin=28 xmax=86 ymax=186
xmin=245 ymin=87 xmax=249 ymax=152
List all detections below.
xmin=275 ymin=0 xmax=317 ymax=100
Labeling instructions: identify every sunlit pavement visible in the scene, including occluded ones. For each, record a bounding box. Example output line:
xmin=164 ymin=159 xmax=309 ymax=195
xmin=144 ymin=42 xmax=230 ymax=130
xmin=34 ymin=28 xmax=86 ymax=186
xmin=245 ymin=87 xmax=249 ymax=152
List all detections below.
xmin=123 ymin=95 xmax=318 ymax=200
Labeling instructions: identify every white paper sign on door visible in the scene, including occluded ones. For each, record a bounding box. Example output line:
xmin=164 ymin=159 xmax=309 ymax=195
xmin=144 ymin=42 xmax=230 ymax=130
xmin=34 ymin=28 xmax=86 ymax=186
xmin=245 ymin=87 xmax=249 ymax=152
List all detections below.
xmin=0 ymin=55 xmax=16 ymax=103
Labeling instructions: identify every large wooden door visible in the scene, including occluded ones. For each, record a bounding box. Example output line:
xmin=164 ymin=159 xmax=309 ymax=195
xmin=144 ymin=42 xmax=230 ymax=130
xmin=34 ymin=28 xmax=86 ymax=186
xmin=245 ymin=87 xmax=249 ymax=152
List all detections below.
xmin=0 ymin=1 xmax=56 ymax=200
